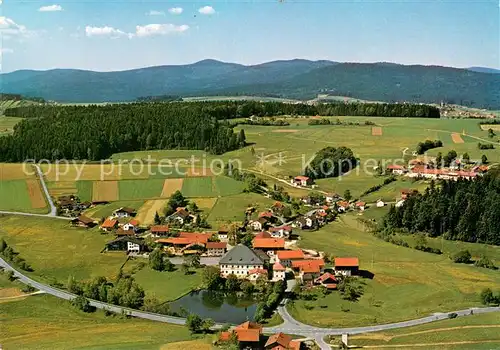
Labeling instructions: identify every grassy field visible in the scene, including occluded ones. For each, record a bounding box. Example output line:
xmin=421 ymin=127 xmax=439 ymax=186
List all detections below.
xmin=290 ymin=213 xmax=500 ymax=328
xmin=132 ymin=266 xmax=203 ymax=302
xmin=0 ymin=293 xmax=208 ymax=350
xmin=0 ymin=116 xmax=23 ymax=135
xmin=348 ymin=313 xmax=500 ymax=349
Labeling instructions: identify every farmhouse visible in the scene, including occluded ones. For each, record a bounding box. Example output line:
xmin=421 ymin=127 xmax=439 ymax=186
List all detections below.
xmin=276 ymin=249 xmax=305 ymax=267
xmin=336 ymin=201 xmax=350 ymax=213
xmin=401 ymin=189 xmax=419 ymax=200
xmin=122 ymin=219 xmax=139 ymax=232
xmin=294 ymin=260 xmax=323 ymax=283
xmin=272 ymin=262 xmax=286 ymax=281
xmin=100 ymin=218 xmax=118 ymax=232
xmin=249 ymin=217 xmax=269 ymax=231
xmin=334 ymin=257 xmax=359 ymax=276
xmin=115 ymin=227 xmax=135 ymax=237
xmin=325 ymin=193 xmax=339 ymax=204
xmin=314 ymin=272 xmax=338 ymax=290
xmin=113 ymin=207 xmax=136 ymax=218
xmin=219 ymin=244 xmax=265 ymax=278
xmin=217 ymin=228 xmax=229 ymax=242
xmin=167 ymin=207 xmax=194 ymax=225
xmin=291 ymin=176 xmax=312 ymax=187
xmin=252 ymin=238 xmax=285 ymax=260
xmin=376 ymin=199 xmax=385 ymax=208
xmin=71 ymin=215 xmax=96 ymax=228
xmin=269 ymin=225 xmax=292 ymax=238
xmin=205 ymin=242 xmax=227 ymax=256
xmin=248 ymin=268 xmax=268 ymax=281
xmin=355 ymin=201 xmax=366 ymax=211
xmin=386 ymin=164 xmax=407 ymax=175
xmin=156 ymin=232 xmax=210 ymax=251
xmin=150 ymin=225 xmax=170 ymax=237
xmin=219 ymin=321 xmax=263 ymax=346
xmin=105 ymin=236 xmax=146 ymax=254
xmin=265 ymin=332 xmax=302 ymax=350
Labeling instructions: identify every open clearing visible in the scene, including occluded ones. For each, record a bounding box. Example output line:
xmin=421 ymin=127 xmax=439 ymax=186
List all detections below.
xmin=291 ymin=213 xmax=500 ymax=328
xmin=372 ymin=126 xmax=383 ymax=136
xmin=0 ymin=293 xmax=202 ymax=350
xmin=451 ymin=132 xmax=465 ymax=143
xmin=0 ymin=163 xmax=32 ymax=180
xmin=350 ymin=313 xmax=500 ymax=349
xmin=136 ymin=199 xmax=168 ymax=225
xmin=0 ymin=116 xmax=23 ymax=135
xmin=92 ymin=180 xmax=119 ymax=202
xmin=272 ymin=129 xmax=299 ymax=133
xmin=161 ymin=178 xmax=184 ymax=197
xmin=186 ymin=167 xmax=215 ymax=177
xmin=26 ymin=179 xmax=47 ymax=209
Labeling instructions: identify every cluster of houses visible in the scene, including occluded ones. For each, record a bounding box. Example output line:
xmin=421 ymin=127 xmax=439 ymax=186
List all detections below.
xmin=218 ymin=322 xmax=303 ymax=350
xmin=57 ymin=195 xmax=91 ymax=217
xmin=218 ymin=243 xmax=359 ymax=288
xmin=387 ymin=162 xmax=488 ymax=181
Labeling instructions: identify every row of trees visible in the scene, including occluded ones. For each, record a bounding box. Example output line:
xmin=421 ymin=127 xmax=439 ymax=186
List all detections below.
xmin=416 ymin=139 xmax=443 ymax=155
xmin=381 ymin=173 xmax=500 ymax=245
xmin=308 ymin=118 xmax=375 ymax=126
xmin=304 ymin=146 xmax=358 ymax=180
xmin=66 ymin=273 xmax=145 ymax=309
xmin=0 ymin=239 xmax=33 ymax=272
xmin=0 ymin=103 xmax=247 ymax=161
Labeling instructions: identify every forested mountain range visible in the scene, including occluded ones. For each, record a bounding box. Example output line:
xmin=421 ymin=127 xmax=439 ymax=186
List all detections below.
xmin=1 ymin=59 xmax=499 ymax=108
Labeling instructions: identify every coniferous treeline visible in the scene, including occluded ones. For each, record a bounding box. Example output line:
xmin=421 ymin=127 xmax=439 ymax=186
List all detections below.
xmin=381 ymin=173 xmax=500 ymax=245
xmin=0 ymin=103 xmax=246 ymax=161
xmin=4 ymin=100 xmax=440 ymax=119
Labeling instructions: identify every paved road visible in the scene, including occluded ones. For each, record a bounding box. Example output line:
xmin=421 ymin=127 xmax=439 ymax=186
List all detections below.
xmin=2 ymin=256 xmax=499 ymax=348
xmin=0 ymin=211 xmax=71 ymax=220
xmin=34 ymin=164 xmax=57 ymax=216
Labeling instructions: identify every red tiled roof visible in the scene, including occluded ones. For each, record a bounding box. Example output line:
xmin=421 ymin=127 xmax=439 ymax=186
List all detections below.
xmin=387 ymin=164 xmax=406 ymax=170
xmin=252 ymin=238 xmax=285 ymax=249
xmin=151 ymin=225 xmax=169 ymax=233
xmin=129 ymin=219 xmax=139 ymax=226
xmin=236 ymin=321 xmax=263 ymax=331
xmin=292 ymin=259 xmax=325 ymax=269
xmin=317 ymin=211 xmax=328 ymax=217
xmin=255 ymin=231 xmax=272 ymax=239
xmin=324 ymin=284 xmax=338 ymax=290
xmin=294 ymin=176 xmax=310 ymax=181
xmin=101 ymin=219 xmax=118 ymax=229
xmin=300 ymin=263 xmax=321 ymax=273
xmin=335 ymin=257 xmax=359 ymax=267
xmin=248 ymin=268 xmax=268 ymax=275
xmin=206 ymin=242 xmax=227 ymax=249
xmin=355 ymin=202 xmax=366 ymax=207
xmin=235 ymin=329 xmax=261 ymax=342
xmin=157 ymin=233 xmax=209 ymax=246
xmin=315 ymin=272 xmax=337 ymax=284
xmin=273 ymin=262 xmax=286 ymax=271
xmin=277 ymin=250 xmax=305 ymax=260
xmin=265 ymin=332 xmax=293 ymax=349
xmin=269 ymin=225 xmax=292 ymax=232
xmin=259 ymin=211 xmax=274 ymax=218
xmin=337 ymin=201 xmax=349 ymax=208
xmin=272 ymin=201 xmax=284 ymax=208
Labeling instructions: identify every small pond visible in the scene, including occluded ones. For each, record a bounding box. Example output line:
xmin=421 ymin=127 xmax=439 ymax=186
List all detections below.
xmin=169 ymin=290 xmax=258 ymax=324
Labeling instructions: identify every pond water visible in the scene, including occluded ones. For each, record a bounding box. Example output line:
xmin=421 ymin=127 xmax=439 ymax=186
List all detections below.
xmin=169 ymin=290 xmax=258 ymax=324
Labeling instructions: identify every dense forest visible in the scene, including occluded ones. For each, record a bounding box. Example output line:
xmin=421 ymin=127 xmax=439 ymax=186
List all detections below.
xmin=5 ymin=100 xmax=440 ymax=119
xmin=0 ymin=103 xmax=246 ymax=161
xmin=381 ymin=173 xmax=500 ymax=245
xmin=304 ymin=146 xmax=358 ymax=180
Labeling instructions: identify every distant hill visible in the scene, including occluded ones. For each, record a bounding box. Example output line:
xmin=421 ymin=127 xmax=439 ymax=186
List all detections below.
xmin=1 ymin=59 xmax=499 ymax=109
xmin=468 ymin=67 xmax=500 ymax=74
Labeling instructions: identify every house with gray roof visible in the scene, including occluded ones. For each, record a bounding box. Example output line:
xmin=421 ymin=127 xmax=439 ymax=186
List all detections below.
xmin=219 ymin=244 xmax=265 ymax=278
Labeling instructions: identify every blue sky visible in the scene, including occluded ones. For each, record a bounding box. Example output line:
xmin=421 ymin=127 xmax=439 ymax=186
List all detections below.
xmin=1 ymin=0 xmax=498 ymax=72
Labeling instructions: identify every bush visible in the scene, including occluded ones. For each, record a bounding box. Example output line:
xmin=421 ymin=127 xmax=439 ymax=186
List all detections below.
xmin=21 ymin=284 xmax=36 ymax=293
xmin=475 ymin=256 xmax=497 ymax=270
xmin=448 ymin=312 xmax=458 ymax=319
xmin=71 ymin=295 xmax=94 ymax=313
xmin=452 ymin=250 xmax=472 ymax=264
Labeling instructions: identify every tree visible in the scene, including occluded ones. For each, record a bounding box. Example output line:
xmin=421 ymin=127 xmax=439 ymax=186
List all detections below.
xmin=475 ymin=255 xmax=497 ymax=270
xmin=202 ymin=266 xmax=222 ymax=290
xmin=201 ymin=318 xmax=215 ymax=332
xmin=0 ymin=238 xmax=7 ymax=252
xmin=435 ymin=152 xmax=443 ymax=167
xmin=415 ymin=234 xmax=428 ymax=248
xmin=343 ymin=189 xmax=352 ymax=201
xmin=149 ymin=248 xmax=165 ymax=271
xmin=186 ymin=313 xmax=203 ymax=333
xmin=225 ymin=274 xmax=241 ymax=291
xmin=480 ymin=288 xmax=494 ymax=305
xmin=164 ymin=259 xmax=175 ymax=272
xmin=227 ymin=223 xmax=239 ymax=246
xmin=462 ymin=153 xmax=470 ymax=163
xmin=482 ymin=154 xmax=488 ymax=164
xmin=167 ymin=191 xmax=187 ymax=211
xmin=186 ymin=254 xmax=201 ymax=268
xmin=154 ymin=211 xmax=161 ymax=225
xmin=240 ymin=281 xmax=255 ymax=294
xmin=67 ymin=275 xmax=83 ymax=295
xmin=452 ymin=250 xmax=472 ymax=264
xmin=181 ymin=263 xmax=191 ymax=275
xmin=71 ymin=295 xmax=93 ymax=313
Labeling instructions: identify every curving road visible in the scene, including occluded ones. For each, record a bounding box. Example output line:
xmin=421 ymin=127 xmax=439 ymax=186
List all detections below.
xmin=2 ymin=256 xmax=499 ymax=350
xmin=34 ymin=164 xmax=57 ymax=216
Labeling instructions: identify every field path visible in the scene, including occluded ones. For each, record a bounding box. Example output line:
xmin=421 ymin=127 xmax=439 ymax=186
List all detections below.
xmin=2 ymin=256 xmax=500 ymax=349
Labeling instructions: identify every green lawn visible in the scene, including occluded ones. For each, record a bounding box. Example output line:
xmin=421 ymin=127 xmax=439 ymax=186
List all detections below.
xmin=181 ymin=177 xmax=216 ymax=197
xmin=213 ymin=176 xmax=246 ymax=196
xmin=118 ymin=179 xmax=165 ymax=200
xmin=0 ymin=293 xmax=207 ymax=350
xmin=76 ymin=180 xmax=93 ymax=202
xmin=291 ymin=214 xmax=500 ymax=328
xmin=0 ymin=179 xmax=38 ymax=212
xmin=0 ymin=215 xmax=129 ymax=283
xmin=132 ymin=266 xmax=204 ymax=302
xmin=349 ymin=312 xmax=500 ymax=349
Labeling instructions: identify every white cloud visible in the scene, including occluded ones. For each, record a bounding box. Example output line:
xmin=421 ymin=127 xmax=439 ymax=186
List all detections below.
xmin=168 ymin=7 xmax=183 ymax=15
xmin=85 ymin=26 xmax=131 ymax=39
xmin=147 ymin=10 xmax=165 ymax=16
xmin=0 ymin=16 xmax=36 ymax=38
xmin=39 ymin=4 xmax=63 ymax=12
xmin=134 ymin=23 xmax=189 ymax=37
xmin=198 ymin=6 xmax=215 ymax=15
